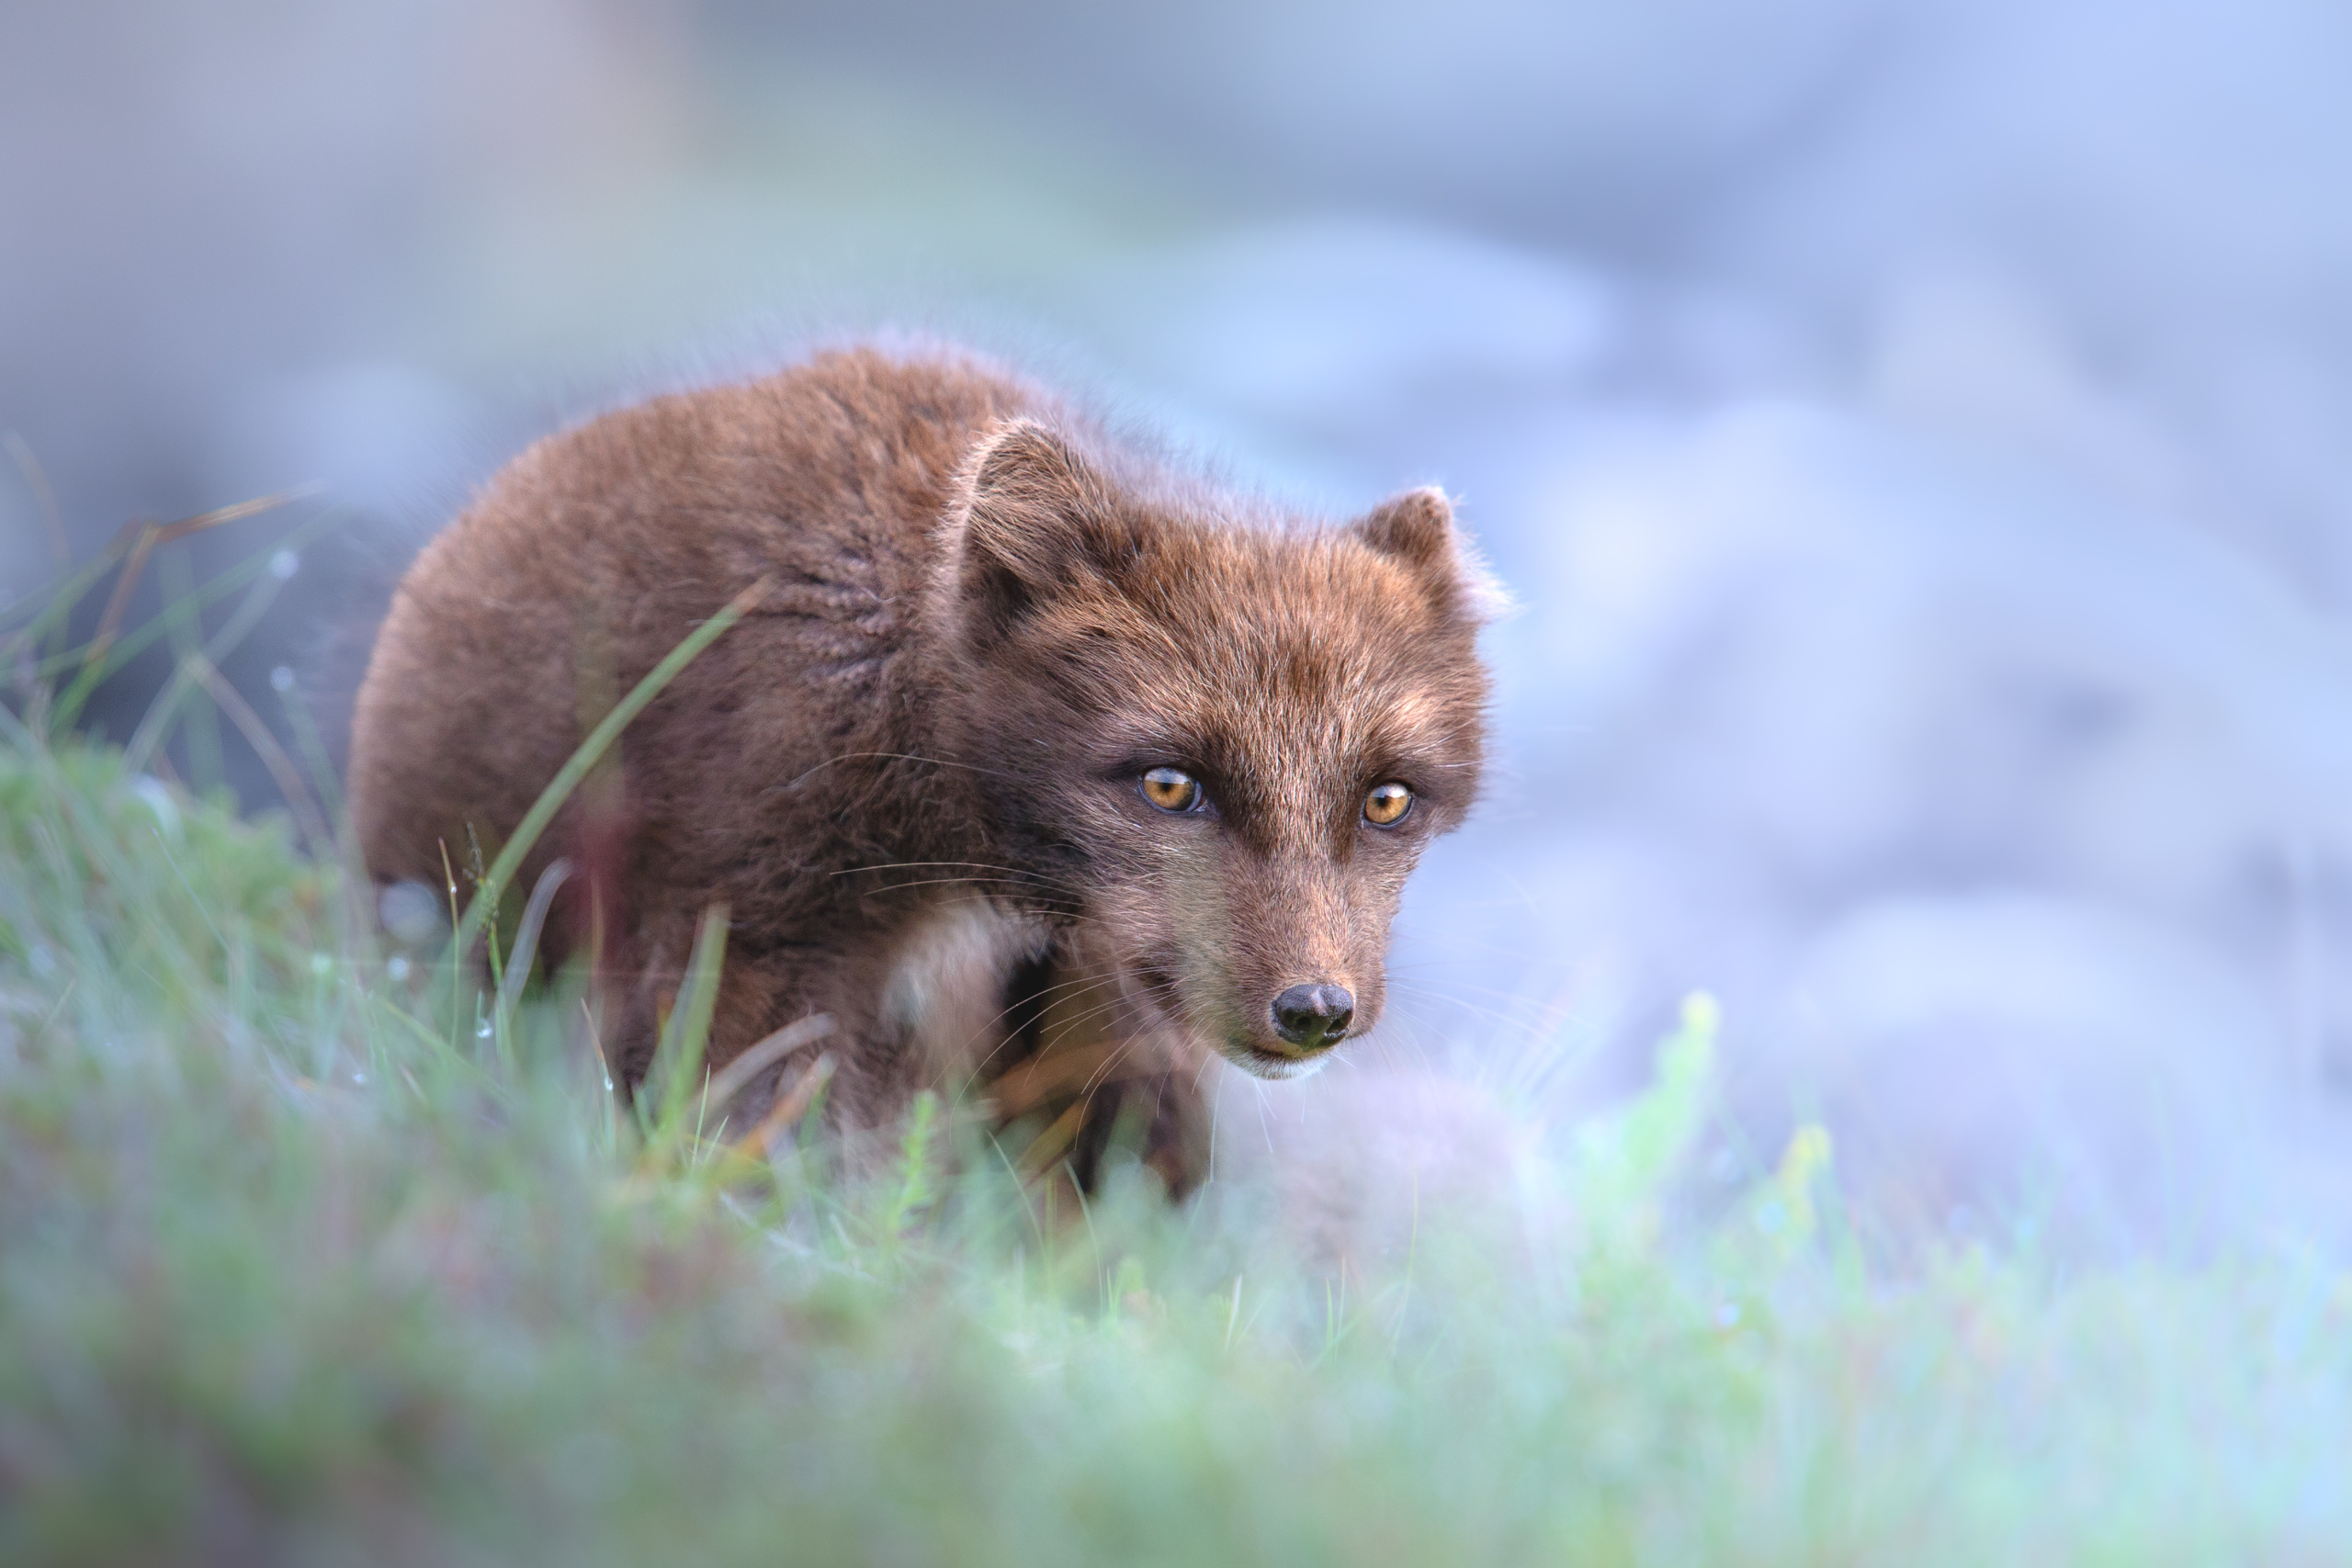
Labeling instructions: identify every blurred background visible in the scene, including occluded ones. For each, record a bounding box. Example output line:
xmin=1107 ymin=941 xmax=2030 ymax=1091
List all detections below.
xmin=8 ymin=0 xmax=2352 ymax=1247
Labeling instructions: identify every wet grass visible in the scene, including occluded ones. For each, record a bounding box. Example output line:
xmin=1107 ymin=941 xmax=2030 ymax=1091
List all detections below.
xmin=5 ymin=725 xmax=2350 ymax=1565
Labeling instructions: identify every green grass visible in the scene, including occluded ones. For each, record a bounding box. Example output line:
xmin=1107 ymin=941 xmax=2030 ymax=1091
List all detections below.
xmin=4 ymin=727 xmax=2351 ymax=1565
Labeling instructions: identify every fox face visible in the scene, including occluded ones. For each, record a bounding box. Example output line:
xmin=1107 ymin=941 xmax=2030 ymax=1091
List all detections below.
xmin=933 ymin=423 xmax=1494 ymax=1078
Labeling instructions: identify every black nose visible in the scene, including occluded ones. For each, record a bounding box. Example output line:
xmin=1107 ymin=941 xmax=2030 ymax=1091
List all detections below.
xmin=1271 ymin=983 xmax=1354 ymax=1050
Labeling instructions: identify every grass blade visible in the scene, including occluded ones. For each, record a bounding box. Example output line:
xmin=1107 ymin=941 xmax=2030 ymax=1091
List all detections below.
xmin=648 ymin=903 xmax=731 ymax=1144
xmin=450 ymin=577 xmax=770 ymax=964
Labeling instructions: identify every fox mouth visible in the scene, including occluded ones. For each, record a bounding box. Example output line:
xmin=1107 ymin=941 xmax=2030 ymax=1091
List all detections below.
xmin=1227 ymin=1042 xmax=1337 ymax=1081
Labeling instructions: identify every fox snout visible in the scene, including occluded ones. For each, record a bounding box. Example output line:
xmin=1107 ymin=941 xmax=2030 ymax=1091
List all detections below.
xmin=1175 ymin=854 xmax=1397 ymax=1076
xmin=1212 ymin=945 xmax=1384 ymax=1077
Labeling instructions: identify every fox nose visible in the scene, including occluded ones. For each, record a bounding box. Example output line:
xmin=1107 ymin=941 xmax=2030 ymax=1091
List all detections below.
xmin=1271 ymin=983 xmax=1354 ymax=1050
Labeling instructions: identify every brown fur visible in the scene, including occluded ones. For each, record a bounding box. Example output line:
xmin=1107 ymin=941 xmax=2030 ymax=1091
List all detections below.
xmin=347 ymin=344 xmax=1492 ymax=1191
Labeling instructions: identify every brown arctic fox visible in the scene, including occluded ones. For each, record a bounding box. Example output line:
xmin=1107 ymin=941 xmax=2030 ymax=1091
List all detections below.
xmin=348 ymin=344 xmax=1493 ymax=1191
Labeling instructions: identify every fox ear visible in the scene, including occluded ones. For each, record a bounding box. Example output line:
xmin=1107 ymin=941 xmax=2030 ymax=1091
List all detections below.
xmin=1354 ymin=486 xmax=1455 ymax=570
xmin=1351 ymin=487 xmax=1509 ymax=621
xmin=951 ymin=421 xmax=1133 ymax=645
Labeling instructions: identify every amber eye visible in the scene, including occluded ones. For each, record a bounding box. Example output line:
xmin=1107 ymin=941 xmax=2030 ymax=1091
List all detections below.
xmin=1363 ymin=782 xmax=1413 ymax=827
xmin=1140 ymin=767 xmax=1204 ymax=814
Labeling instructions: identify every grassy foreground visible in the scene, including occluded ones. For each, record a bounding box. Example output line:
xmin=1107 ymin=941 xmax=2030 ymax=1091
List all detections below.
xmin=3 ymin=730 xmax=2350 ymax=1565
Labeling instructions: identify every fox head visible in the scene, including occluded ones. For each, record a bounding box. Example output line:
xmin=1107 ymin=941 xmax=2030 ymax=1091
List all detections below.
xmin=932 ymin=421 xmax=1495 ymax=1078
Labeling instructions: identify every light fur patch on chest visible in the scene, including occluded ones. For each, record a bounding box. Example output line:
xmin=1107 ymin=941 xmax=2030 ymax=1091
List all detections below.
xmin=881 ymin=898 xmax=1052 ymax=1080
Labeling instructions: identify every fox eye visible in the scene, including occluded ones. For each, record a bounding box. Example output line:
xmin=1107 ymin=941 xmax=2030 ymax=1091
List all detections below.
xmin=1140 ymin=767 xmax=1204 ymax=814
xmin=1363 ymin=782 xmax=1413 ymax=827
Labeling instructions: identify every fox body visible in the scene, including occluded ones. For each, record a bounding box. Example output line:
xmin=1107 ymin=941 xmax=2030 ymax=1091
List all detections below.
xmin=348 ymin=345 xmax=1492 ymax=1190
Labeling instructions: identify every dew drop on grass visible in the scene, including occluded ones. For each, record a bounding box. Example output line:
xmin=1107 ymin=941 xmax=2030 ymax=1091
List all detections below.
xmin=270 ymin=549 xmax=299 ymax=580
xmin=270 ymin=666 xmax=295 ymax=693
xmin=386 ymin=954 xmax=411 ymax=982
xmin=476 ymin=1021 xmax=492 ymax=1040
xmin=379 ymin=881 xmax=449 ymax=949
